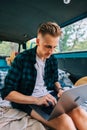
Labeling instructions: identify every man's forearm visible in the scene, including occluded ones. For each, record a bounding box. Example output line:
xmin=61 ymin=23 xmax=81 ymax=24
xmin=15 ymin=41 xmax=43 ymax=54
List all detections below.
xmin=5 ymin=91 xmax=38 ymax=104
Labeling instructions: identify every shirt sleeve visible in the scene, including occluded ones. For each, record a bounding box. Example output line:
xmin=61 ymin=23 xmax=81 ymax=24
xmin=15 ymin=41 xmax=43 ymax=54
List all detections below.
xmin=1 ymin=54 xmax=23 ymax=99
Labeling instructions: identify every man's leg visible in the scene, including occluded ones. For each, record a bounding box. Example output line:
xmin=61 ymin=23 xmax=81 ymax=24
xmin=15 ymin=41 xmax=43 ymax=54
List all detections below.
xmin=68 ymin=107 xmax=87 ymax=130
xmin=30 ymin=110 xmax=76 ymax=130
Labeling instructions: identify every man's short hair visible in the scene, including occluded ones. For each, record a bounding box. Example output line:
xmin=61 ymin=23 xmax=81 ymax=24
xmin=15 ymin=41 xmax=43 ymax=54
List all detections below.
xmin=37 ymin=22 xmax=62 ymax=37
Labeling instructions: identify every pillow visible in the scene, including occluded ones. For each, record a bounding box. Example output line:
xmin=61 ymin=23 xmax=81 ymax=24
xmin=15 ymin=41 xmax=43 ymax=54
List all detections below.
xmin=0 ymin=70 xmax=8 ymax=90
xmin=58 ymin=69 xmax=73 ymax=88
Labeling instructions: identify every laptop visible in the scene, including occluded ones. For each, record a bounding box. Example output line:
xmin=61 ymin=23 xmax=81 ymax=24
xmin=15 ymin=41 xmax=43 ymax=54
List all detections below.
xmin=30 ymin=84 xmax=87 ymax=120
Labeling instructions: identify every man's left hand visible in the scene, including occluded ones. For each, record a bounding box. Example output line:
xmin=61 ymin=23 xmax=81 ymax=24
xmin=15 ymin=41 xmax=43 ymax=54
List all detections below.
xmin=57 ymin=89 xmax=64 ymax=98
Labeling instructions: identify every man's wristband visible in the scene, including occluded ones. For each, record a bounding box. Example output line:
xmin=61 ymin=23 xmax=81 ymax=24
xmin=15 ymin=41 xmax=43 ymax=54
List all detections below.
xmin=57 ymin=88 xmax=64 ymax=92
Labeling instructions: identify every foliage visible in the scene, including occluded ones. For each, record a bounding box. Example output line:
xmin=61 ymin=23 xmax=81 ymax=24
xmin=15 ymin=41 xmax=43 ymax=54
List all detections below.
xmin=0 ymin=41 xmax=18 ymax=56
xmin=59 ymin=18 xmax=87 ymax=53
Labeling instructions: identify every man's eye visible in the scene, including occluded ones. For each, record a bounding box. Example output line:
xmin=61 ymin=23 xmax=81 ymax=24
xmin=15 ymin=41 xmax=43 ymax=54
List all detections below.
xmin=46 ymin=46 xmax=52 ymax=48
xmin=45 ymin=45 xmax=57 ymax=49
xmin=54 ymin=46 xmax=56 ymax=49
xmin=44 ymin=45 xmax=51 ymax=48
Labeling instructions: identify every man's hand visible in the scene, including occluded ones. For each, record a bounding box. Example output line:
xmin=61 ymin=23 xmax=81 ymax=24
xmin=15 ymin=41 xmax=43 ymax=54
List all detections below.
xmin=57 ymin=89 xmax=64 ymax=98
xmin=36 ymin=94 xmax=57 ymax=106
xmin=55 ymin=82 xmax=64 ymax=98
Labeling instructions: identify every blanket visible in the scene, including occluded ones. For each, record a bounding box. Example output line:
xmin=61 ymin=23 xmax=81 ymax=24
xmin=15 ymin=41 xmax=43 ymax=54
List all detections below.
xmin=0 ymin=106 xmax=46 ymax=130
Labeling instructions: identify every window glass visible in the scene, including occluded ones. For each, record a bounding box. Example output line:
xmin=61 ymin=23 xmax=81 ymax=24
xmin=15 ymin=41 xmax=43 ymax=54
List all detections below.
xmin=26 ymin=17 xmax=87 ymax=54
xmin=59 ymin=17 xmax=87 ymax=53
xmin=0 ymin=41 xmax=18 ymax=56
xmin=26 ymin=38 xmax=36 ymax=49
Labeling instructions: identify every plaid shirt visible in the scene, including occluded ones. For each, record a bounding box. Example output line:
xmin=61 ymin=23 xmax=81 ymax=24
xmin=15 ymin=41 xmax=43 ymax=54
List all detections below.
xmin=1 ymin=46 xmax=58 ymax=114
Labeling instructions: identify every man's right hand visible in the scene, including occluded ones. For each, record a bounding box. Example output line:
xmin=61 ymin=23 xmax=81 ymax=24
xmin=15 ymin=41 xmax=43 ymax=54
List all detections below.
xmin=36 ymin=94 xmax=57 ymax=106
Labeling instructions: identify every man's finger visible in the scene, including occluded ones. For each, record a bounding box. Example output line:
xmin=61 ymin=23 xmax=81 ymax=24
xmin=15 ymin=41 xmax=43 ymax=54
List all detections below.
xmin=47 ymin=94 xmax=57 ymax=104
xmin=45 ymin=96 xmax=56 ymax=106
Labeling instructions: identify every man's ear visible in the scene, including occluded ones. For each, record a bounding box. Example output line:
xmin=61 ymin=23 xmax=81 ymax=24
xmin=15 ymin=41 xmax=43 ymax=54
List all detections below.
xmin=36 ymin=38 xmax=39 ymax=46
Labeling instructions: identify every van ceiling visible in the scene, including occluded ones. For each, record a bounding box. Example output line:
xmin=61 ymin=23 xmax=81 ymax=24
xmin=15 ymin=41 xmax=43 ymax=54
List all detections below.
xmin=0 ymin=0 xmax=87 ymax=43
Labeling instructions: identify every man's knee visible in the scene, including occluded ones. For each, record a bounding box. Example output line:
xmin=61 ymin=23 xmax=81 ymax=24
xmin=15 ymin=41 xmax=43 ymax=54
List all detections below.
xmin=60 ymin=114 xmax=73 ymax=124
xmin=70 ymin=107 xmax=86 ymax=119
xmin=56 ymin=114 xmax=76 ymax=130
xmin=44 ymin=114 xmax=76 ymax=130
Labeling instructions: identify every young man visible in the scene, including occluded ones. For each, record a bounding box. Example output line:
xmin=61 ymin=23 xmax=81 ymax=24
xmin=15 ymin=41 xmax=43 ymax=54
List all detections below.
xmin=1 ymin=22 xmax=87 ymax=130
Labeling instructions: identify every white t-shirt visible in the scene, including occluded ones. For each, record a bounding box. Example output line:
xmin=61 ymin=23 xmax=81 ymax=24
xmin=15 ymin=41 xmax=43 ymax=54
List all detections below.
xmin=32 ymin=55 xmax=49 ymax=97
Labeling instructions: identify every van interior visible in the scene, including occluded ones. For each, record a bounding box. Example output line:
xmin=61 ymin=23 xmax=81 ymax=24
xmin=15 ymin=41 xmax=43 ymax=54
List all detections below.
xmin=0 ymin=0 xmax=87 ymax=85
xmin=0 ymin=0 xmax=87 ymax=129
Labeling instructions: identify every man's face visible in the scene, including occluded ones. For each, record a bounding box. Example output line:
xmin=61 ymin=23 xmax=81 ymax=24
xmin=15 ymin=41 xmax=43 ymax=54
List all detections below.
xmin=36 ymin=33 xmax=59 ymax=59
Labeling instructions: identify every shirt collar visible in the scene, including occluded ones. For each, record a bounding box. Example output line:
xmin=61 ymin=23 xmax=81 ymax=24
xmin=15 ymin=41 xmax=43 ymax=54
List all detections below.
xmin=29 ymin=45 xmax=52 ymax=65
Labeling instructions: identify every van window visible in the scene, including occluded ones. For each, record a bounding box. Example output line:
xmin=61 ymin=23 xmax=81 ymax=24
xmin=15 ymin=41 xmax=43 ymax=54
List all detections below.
xmin=26 ymin=18 xmax=87 ymax=54
xmin=59 ymin=17 xmax=87 ymax=53
xmin=26 ymin=38 xmax=36 ymax=50
xmin=0 ymin=41 xmax=18 ymax=56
